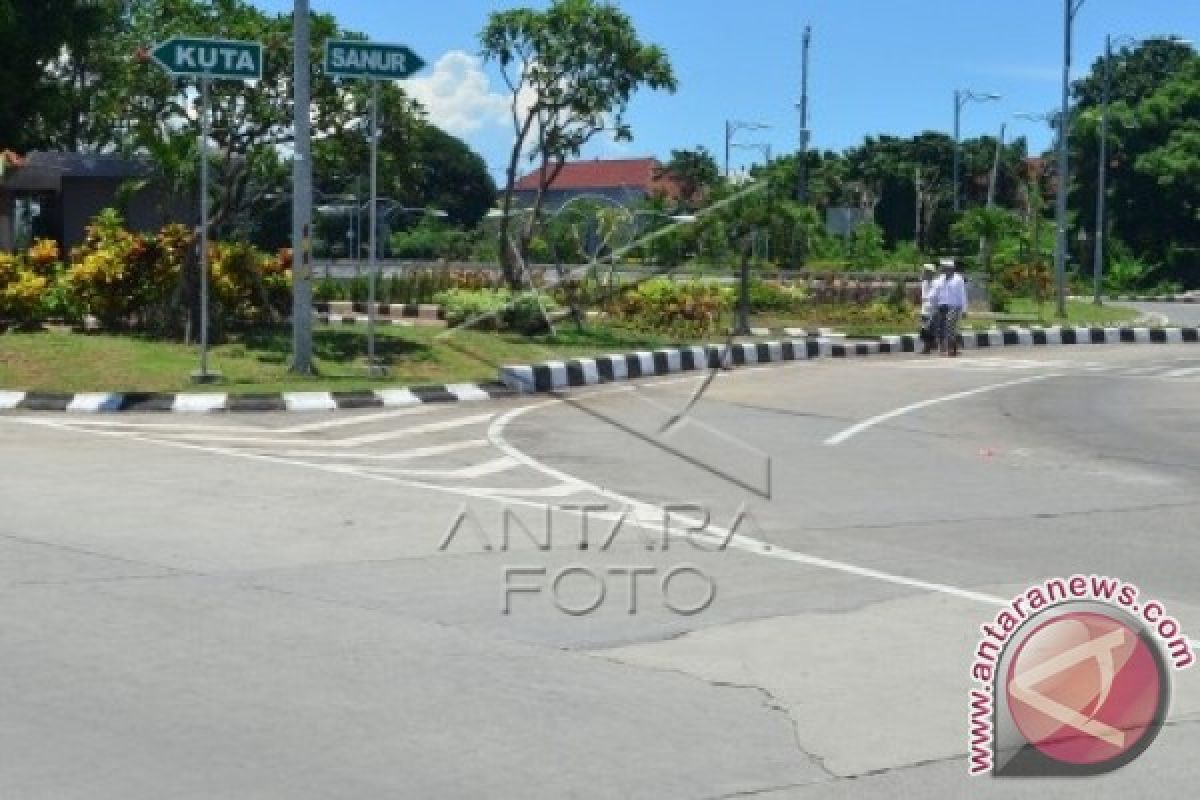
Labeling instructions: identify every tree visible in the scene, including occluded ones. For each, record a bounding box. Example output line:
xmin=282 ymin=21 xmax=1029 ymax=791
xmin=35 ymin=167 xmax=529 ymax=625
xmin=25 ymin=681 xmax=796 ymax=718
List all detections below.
xmin=0 ymin=0 xmax=112 ymax=151
xmin=480 ymin=0 xmax=677 ymax=288
xmin=1070 ymin=41 xmax=1198 ymax=280
xmin=952 ymin=207 xmax=1023 ymax=274
xmin=657 ymin=146 xmax=719 ymax=209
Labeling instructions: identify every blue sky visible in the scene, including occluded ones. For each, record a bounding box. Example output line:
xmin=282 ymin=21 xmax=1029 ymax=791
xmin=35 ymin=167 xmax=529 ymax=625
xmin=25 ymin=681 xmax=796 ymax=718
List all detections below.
xmin=254 ymin=1 xmax=1198 ymax=182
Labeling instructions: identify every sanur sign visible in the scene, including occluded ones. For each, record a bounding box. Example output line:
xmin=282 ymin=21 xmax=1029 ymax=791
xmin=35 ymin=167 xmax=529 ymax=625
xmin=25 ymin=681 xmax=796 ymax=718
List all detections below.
xmin=150 ymin=37 xmax=263 ymax=80
xmin=324 ymin=40 xmax=427 ymax=80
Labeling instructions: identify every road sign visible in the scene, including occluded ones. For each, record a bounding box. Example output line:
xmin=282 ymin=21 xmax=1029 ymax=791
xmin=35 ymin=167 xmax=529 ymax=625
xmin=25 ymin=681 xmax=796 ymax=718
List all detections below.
xmin=324 ymin=40 xmax=426 ymax=80
xmin=151 ymin=37 xmax=263 ymax=80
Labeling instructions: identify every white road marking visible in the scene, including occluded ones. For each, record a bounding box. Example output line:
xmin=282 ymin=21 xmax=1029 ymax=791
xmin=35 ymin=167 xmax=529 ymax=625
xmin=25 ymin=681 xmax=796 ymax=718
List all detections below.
xmin=269 ymin=440 xmax=489 ymax=461
xmin=823 ymin=374 xmax=1059 ymax=446
xmin=364 ymin=455 xmax=520 ymax=479
xmin=1162 ymin=366 xmax=1200 ymax=378
xmin=154 ymin=412 xmax=495 ymax=447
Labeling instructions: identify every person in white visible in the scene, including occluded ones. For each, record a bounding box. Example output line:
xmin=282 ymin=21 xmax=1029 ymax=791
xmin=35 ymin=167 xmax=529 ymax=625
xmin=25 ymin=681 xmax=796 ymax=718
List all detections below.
xmin=933 ymin=258 xmax=967 ymax=356
xmin=919 ymin=264 xmax=940 ymax=354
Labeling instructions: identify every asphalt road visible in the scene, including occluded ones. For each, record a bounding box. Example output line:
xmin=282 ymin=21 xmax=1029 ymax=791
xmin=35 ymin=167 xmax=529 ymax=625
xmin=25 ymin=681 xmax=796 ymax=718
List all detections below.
xmin=2 ymin=343 xmax=1199 ymax=798
xmin=1132 ymin=300 xmax=1200 ymax=328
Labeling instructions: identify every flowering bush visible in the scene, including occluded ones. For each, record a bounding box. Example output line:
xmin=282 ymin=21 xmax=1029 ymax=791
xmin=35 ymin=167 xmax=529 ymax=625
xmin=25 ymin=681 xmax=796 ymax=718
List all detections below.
xmin=0 ymin=253 xmax=48 ymax=327
xmin=610 ymin=278 xmax=731 ymax=336
xmin=66 ymin=210 xmax=184 ymax=329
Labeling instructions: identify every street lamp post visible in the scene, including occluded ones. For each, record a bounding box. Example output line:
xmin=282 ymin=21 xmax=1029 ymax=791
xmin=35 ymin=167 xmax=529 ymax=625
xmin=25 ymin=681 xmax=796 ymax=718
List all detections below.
xmin=952 ymin=89 xmax=1002 ymax=213
xmin=1054 ymin=0 xmax=1088 ymax=318
xmin=724 ymin=120 xmax=771 ymax=179
xmin=796 ymin=24 xmax=812 ymax=204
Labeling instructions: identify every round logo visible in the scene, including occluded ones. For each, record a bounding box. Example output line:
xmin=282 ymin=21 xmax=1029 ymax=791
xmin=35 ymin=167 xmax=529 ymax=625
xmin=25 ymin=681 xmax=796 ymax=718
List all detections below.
xmin=1005 ymin=610 xmax=1168 ymax=768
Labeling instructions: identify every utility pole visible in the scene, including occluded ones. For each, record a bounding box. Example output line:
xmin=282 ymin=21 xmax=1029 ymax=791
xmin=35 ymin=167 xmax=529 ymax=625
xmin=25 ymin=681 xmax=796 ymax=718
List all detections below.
xmin=291 ymin=0 xmax=315 ymax=374
xmin=1054 ymin=0 xmax=1087 ymax=318
xmin=796 ymin=24 xmax=812 ymax=204
xmin=1093 ymin=33 xmax=1112 ymax=306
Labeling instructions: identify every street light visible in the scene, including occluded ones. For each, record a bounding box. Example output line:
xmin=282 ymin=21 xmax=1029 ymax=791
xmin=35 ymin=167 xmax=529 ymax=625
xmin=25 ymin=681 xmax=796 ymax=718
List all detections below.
xmin=1093 ymin=34 xmax=1191 ymax=305
xmin=1052 ymin=0 xmax=1088 ymax=318
xmin=952 ymin=89 xmax=1002 ymax=212
xmin=724 ymin=120 xmax=771 ymax=179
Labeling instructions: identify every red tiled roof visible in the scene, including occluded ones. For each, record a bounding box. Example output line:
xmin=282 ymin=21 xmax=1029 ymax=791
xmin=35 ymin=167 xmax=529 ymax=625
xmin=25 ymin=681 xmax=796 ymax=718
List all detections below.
xmin=514 ymin=157 xmax=679 ymax=198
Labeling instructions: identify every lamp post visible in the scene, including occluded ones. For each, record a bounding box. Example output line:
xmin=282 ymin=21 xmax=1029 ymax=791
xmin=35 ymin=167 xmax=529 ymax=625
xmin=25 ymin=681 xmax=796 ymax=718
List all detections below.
xmin=952 ymin=89 xmax=1002 ymax=213
xmin=1015 ymin=110 xmax=1062 ymax=286
xmin=796 ymin=24 xmax=813 ymax=204
xmin=724 ymin=120 xmax=771 ymax=179
xmin=1053 ymin=0 xmax=1088 ymax=318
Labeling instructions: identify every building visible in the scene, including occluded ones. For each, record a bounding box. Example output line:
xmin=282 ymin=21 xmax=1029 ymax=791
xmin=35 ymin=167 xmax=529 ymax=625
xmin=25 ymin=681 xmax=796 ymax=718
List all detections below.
xmin=511 ymin=157 xmax=682 ymax=210
xmin=0 ymin=151 xmax=172 ymax=254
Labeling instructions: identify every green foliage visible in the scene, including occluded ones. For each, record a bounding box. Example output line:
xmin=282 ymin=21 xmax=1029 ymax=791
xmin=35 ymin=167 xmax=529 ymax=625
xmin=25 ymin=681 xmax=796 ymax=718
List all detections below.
xmin=988 ymin=285 xmax=1013 ymax=313
xmin=481 ymin=0 xmax=677 ymax=285
xmin=848 ymin=222 xmax=886 ymax=269
xmin=434 ymin=288 xmax=557 ymax=334
xmin=389 ymin=223 xmax=478 ymax=261
xmin=951 ymin=207 xmax=1024 ymax=273
xmin=747 ymin=279 xmax=808 ymax=312
xmin=609 ymin=278 xmax=731 ymax=337
xmin=657 ymin=146 xmax=720 ymax=208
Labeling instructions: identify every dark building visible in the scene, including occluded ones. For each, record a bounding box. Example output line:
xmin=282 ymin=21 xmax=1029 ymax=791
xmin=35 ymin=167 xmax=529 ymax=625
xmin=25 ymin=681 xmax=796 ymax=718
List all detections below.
xmin=0 ymin=151 xmax=177 ymax=254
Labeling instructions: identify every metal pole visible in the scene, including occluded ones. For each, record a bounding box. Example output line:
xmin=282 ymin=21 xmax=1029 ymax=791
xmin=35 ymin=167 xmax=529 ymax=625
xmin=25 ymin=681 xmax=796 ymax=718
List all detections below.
xmin=366 ymin=80 xmax=384 ymax=377
xmin=197 ymin=77 xmax=211 ymax=380
xmin=1054 ymin=0 xmax=1078 ymax=318
xmin=291 ymin=0 xmax=314 ymax=373
xmin=1093 ymin=33 xmax=1111 ymax=305
xmin=797 ymin=24 xmax=811 ymax=204
xmin=724 ymin=120 xmax=731 ymax=179
xmin=735 ymin=236 xmax=751 ymax=335
xmin=953 ymin=91 xmax=962 ymax=213
xmin=986 ymin=124 xmax=1005 ymax=208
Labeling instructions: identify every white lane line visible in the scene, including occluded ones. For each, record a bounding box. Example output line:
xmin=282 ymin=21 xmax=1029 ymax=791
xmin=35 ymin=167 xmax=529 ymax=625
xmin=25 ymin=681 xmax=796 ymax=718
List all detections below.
xmin=268 ymin=440 xmax=490 ymax=461
xmin=362 ymin=455 xmax=520 ymax=479
xmin=1161 ymin=366 xmax=1200 ymax=378
xmin=153 ymin=412 xmax=495 ymax=447
xmin=486 ymin=404 xmax=1200 ymax=652
xmin=823 ymin=374 xmax=1058 ymax=446
xmin=277 ymin=405 xmax=442 ymax=433
xmin=8 ymin=399 xmax=1197 ymax=654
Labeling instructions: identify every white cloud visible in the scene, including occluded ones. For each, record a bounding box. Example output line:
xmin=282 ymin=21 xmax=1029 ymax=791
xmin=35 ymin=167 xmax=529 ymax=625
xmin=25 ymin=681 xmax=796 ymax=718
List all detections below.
xmin=401 ymin=50 xmax=513 ymax=136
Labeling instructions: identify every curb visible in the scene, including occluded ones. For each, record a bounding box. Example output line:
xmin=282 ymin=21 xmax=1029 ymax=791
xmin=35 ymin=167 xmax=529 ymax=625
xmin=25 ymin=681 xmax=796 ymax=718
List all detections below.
xmin=0 ymin=382 xmax=516 ymax=413
xmin=314 ymin=302 xmax=445 ymax=319
xmin=4 ymin=325 xmax=1198 ymax=413
xmin=1069 ymin=294 xmax=1200 ymax=304
xmin=315 ymin=313 xmax=446 ymax=327
xmin=499 ymin=325 xmax=1200 ymax=393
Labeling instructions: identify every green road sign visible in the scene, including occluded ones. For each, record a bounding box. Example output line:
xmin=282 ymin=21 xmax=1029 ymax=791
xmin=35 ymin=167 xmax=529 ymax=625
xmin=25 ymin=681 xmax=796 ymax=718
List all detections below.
xmin=151 ymin=37 xmax=263 ymax=80
xmin=325 ymin=40 xmax=426 ymax=80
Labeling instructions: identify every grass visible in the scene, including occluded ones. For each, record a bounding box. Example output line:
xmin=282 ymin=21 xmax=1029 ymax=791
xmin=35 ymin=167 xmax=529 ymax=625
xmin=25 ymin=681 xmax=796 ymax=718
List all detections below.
xmin=0 ymin=297 xmax=1146 ymax=393
xmin=966 ymin=298 xmax=1140 ymax=329
xmin=0 ymin=323 xmax=694 ymax=393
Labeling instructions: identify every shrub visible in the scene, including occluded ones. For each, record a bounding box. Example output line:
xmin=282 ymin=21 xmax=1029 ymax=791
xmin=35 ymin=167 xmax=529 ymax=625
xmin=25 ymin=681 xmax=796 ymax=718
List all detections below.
xmin=66 ymin=210 xmax=184 ymax=330
xmin=610 ymin=278 xmax=731 ymax=336
xmin=435 ymin=288 xmax=557 ymax=333
xmin=748 ymin=279 xmax=807 ymax=312
xmin=0 ymin=254 xmax=48 ymax=327
xmin=989 ymin=285 xmax=1012 ymax=313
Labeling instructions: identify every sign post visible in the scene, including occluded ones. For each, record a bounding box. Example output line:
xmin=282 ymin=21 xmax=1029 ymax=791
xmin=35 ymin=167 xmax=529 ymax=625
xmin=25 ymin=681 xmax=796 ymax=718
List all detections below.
xmin=150 ymin=36 xmax=262 ymax=383
xmin=324 ymin=39 xmax=427 ymax=377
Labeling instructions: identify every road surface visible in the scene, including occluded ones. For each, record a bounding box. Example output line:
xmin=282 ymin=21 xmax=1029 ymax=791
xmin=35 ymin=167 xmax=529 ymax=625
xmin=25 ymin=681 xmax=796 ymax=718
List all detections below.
xmin=2 ymin=344 xmax=1199 ymax=798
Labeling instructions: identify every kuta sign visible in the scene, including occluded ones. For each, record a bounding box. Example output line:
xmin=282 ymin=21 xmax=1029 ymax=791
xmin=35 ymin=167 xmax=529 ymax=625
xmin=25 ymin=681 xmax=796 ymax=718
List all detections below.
xmin=324 ymin=39 xmax=426 ymax=80
xmin=150 ymin=37 xmax=263 ymax=80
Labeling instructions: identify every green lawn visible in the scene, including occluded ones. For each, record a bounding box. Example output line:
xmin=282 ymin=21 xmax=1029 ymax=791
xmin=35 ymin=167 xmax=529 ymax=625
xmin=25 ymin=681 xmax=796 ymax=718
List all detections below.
xmin=0 ymin=323 xmax=695 ymax=393
xmin=965 ymin=298 xmax=1140 ymax=329
xmin=0 ymin=298 xmax=1148 ymax=393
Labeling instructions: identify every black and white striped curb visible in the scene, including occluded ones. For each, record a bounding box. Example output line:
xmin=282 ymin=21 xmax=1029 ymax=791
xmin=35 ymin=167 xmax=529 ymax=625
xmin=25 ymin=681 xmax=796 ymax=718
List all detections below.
xmin=1070 ymin=294 xmax=1200 ymax=303
xmin=315 ymin=313 xmax=446 ymax=326
xmin=314 ymin=302 xmax=445 ymax=319
xmin=0 ymin=383 xmax=515 ymax=413
xmin=499 ymin=325 xmax=1200 ymax=393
